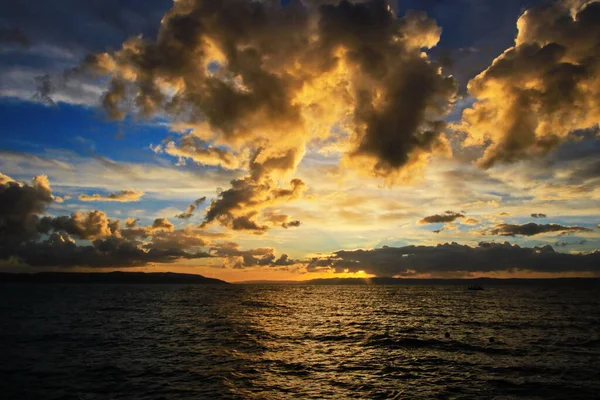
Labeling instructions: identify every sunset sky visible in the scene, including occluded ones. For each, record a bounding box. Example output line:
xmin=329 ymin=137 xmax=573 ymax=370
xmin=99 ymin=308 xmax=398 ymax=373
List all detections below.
xmin=1 ymin=0 xmax=599 ymax=281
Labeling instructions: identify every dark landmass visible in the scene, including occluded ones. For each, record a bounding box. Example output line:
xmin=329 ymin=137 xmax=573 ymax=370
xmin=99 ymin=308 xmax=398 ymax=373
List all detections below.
xmin=0 ymin=272 xmax=228 ymax=284
xmin=241 ymin=277 xmax=600 ymax=286
xmin=2 ymin=273 xmax=598 ymax=286
xmin=238 ymin=280 xmax=299 ymax=284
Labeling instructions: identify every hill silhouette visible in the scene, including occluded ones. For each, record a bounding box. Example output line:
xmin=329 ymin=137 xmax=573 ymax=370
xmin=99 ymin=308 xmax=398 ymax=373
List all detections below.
xmin=0 ymin=272 xmax=228 ymax=284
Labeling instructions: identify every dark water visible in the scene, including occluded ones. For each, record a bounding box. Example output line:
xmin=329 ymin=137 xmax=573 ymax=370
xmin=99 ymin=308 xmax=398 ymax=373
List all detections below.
xmin=1 ymin=284 xmax=599 ymax=399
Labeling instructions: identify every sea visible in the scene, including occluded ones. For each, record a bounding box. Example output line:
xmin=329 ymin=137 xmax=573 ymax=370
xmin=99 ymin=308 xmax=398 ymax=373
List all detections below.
xmin=1 ymin=283 xmax=599 ymax=399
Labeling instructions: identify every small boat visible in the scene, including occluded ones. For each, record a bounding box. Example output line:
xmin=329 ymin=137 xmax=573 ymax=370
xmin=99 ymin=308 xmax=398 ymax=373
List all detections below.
xmin=467 ymin=285 xmax=484 ymax=291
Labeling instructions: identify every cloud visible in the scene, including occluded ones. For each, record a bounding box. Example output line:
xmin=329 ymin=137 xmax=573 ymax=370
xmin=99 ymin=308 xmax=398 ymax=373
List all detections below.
xmin=457 ymin=0 xmax=600 ymax=168
xmin=309 ymin=242 xmax=600 ymax=276
xmin=145 ymin=228 xmax=214 ymax=251
xmin=0 ymin=150 xmax=74 ymax=171
xmin=32 ymin=74 xmax=56 ymax=105
xmin=0 ymin=173 xmax=221 ymax=268
xmin=0 ymin=150 xmax=235 ymax=202
xmin=282 ymin=220 xmax=301 ymax=229
xmin=531 ymin=213 xmax=547 ymax=218
xmin=117 ymin=218 xmax=229 ymax=257
xmin=209 ymin=242 xmax=297 ymax=268
xmin=0 ymin=1 xmax=169 ymax=52
xmin=84 ymin=0 xmax=457 ymax=204
xmin=318 ymin=4 xmax=457 ymax=181
xmin=79 ymin=189 xmax=145 ymax=202
xmin=510 ymin=136 xmax=600 ymax=204
xmin=175 ymin=197 xmax=206 ymax=219
xmin=1 ymin=173 xmax=293 ymax=270
xmin=488 ymin=222 xmax=592 ymax=237
xmin=73 ymin=0 xmax=468 ymax=230
xmin=38 ymin=210 xmax=120 ymax=240
xmin=155 ymin=137 xmax=247 ymax=171
xmin=0 ymin=172 xmax=55 ymax=244
xmin=230 ymin=214 xmax=269 ymax=233
xmin=418 ymin=210 xmax=464 ymax=224
xmin=210 ymin=242 xmax=273 ymax=267
xmin=8 ymin=233 xmax=212 ymax=268
xmin=202 ymin=173 xmax=307 ymax=232
xmin=0 ymin=0 xmax=171 ymax=105
xmin=125 ymin=217 xmax=139 ymax=228
xmin=149 ymin=218 xmax=175 ymax=233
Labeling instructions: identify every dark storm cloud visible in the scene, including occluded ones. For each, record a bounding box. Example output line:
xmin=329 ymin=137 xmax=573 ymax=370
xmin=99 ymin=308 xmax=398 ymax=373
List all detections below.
xmin=273 ymin=253 xmax=295 ymax=266
xmin=77 ymin=0 xmax=464 ymax=229
xmin=316 ymin=1 xmax=457 ymax=177
xmin=488 ymin=223 xmax=592 ymax=237
xmin=230 ymin=215 xmax=269 ymax=233
xmin=0 ymin=173 xmax=54 ymax=244
xmin=89 ymin=0 xmax=312 ymax=231
xmin=85 ymin=0 xmax=310 ymax=134
xmin=85 ymin=0 xmax=457 ymax=222
xmin=458 ymin=0 xmax=600 ymax=168
xmin=310 ymin=242 xmax=600 ymax=276
xmin=418 ymin=211 xmax=464 ymax=224
xmin=144 ymin=229 xmax=210 ymax=251
xmin=210 ymin=242 xmax=298 ymax=268
xmin=531 ymin=213 xmax=547 ymax=218
xmin=210 ymin=242 xmax=277 ymax=268
xmin=9 ymin=216 xmax=217 ymax=268
xmin=6 ymin=233 xmax=211 ymax=268
xmin=201 ymin=175 xmax=306 ymax=232
xmin=0 ymin=173 xmax=222 ymax=269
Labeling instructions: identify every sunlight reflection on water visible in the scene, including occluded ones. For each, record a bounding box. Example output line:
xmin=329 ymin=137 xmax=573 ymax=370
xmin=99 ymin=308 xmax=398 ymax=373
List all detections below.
xmin=1 ymin=283 xmax=599 ymax=399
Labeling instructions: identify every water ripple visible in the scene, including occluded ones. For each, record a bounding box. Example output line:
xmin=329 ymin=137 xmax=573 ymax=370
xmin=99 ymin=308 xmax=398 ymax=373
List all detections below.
xmin=0 ymin=283 xmax=599 ymax=399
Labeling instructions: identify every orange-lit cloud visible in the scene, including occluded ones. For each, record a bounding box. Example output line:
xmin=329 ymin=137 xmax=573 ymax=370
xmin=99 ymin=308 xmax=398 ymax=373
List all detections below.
xmin=175 ymin=197 xmax=207 ymax=219
xmin=84 ymin=0 xmax=457 ymax=230
xmin=1 ymin=1 xmax=600 ymax=279
xmin=457 ymin=0 xmax=600 ymax=168
xmin=79 ymin=189 xmax=145 ymax=202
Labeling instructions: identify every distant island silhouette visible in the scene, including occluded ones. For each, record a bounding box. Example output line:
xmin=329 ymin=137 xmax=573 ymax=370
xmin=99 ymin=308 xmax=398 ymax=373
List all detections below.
xmin=0 ymin=272 xmax=228 ymax=284
xmin=240 ymin=277 xmax=600 ymax=286
xmin=2 ymin=273 xmax=599 ymax=286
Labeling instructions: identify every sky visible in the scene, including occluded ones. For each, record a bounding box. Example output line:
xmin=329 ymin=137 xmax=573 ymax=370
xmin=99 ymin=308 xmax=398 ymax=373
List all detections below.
xmin=1 ymin=0 xmax=599 ymax=282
